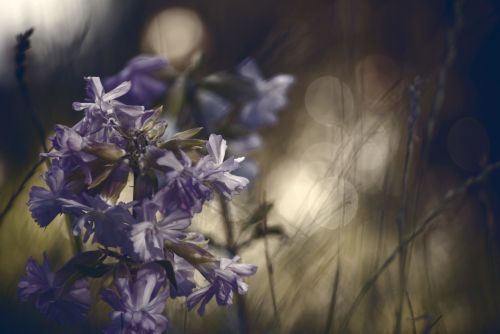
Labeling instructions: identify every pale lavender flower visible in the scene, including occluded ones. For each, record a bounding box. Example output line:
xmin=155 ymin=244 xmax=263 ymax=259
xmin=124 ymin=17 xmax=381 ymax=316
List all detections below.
xmin=101 ymin=264 xmax=169 ymax=334
xmin=73 ymin=76 xmax=140 ymax=115
xmin=18 ymin=253 xmax=91 ymax=325
xmin=130 ymin=200 xmax=191 ymax=262
xmin=104 ymin=55 xmax=168 ymax=107
xmin=72 ymin=77 xmax=145 ymax=140
xmin=187 ymin=256 xmax=257 ymax=315
xmin=196 ymin=134 xmax=249 ymax=198
xmin=154 ymin=135 xmax=248 ymax=214
xmin=237 ymin=59 xmax=294 ymax=129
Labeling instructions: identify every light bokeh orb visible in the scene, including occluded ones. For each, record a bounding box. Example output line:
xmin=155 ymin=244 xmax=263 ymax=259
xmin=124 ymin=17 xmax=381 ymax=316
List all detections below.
xmin=142 ymin=7 xmax=205 ymax=68
xmin=305 ymin=76 xmax=355 ymax=127
xmin=268 ymin=161 xmax=358 ymax=233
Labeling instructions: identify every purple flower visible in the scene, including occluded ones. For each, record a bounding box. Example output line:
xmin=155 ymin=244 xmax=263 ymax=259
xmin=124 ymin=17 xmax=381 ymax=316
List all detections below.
xmin=28 ymin=161 xmax=80 ymax=227
xmin=130 ymin=200 xmax=191 ymax=262
xmin=237 ymin=59 xmax=294 ymax=129
xmin=154 ymin=134 xmax=249 ymax=214
xmin=187 ymin=256 xmax=257 ymax=315
xmin=18 ymin=253 xmax=91 ymax=325
xmin=72 ymin=77 xmax=145 ymax=139
xmin=169 ymin=254 xmax=196 ymax=298
xmin=196 ymin=134 xmax=249 ymax=198
xmin=194 ymin=88 xmax=231 ymax=132
xmin=67 ymin=195 xmax=135 ymax=253
xmin=104 ymin=55 xmax=168 ymax=107
xmin=73 ymin=76 xmax=139 ymax=115
xmin=154 ymin=150 xmax=212 ymax=215
xmin=101 ymin=264 xmax=169 ymax=334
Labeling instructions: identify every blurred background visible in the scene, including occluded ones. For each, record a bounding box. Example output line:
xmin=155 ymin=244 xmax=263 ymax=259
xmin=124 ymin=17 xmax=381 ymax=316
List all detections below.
xmin=1 ymin=0 xmax=500 ymax=333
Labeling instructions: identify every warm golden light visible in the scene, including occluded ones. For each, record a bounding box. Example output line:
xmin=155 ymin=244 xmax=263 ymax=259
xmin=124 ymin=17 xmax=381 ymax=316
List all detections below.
xmin=305 ymin=76 xmax=355 ymax=126
xmin=142 ymin=7 xmax=205 ymax=68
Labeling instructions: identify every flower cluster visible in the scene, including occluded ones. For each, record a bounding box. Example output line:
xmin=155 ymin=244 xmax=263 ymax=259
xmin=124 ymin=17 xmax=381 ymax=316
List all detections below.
xmin=104 ymin=55 xmax=295 ymax=182
xmin=19 ymin=76 xmax=257 ymax=333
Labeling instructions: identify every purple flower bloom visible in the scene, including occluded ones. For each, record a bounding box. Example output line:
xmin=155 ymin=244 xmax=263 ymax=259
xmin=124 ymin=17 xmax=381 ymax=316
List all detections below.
xmin=196 ymin=134 xmax=249 ymax=198
xmin=72 ymin=77 xmax=145 ymax=140
xmin=195 ymin=88 xmax=231 ymax=132
xmin=130 ymin=200 xmax=191 ymax=262
xmin=28 ymin=161 xmax=81 ymax=227
xmin=154 ymin=134 xmax=249 ymax=214
xmin=18 ymin=253 xmax=91 ymax=325
xmin=104 ymin=55 xmax=168 ymax=107
xmin=73 ymin=76 xmax=139 ymax=115
xmin=237 ymin=59 xmax=294 ymax=129
xmin=101 ymin=264 xmax=169 ymax=334
xmin=154 ymin=150 xmax=212 ymax=215
xmin=169 ymin=254 xmax=196 ymax=298
xmin=67 ymin=195 xmax=135 ymax=253
xmin=187 ymin=256 xmax=257 ymax=315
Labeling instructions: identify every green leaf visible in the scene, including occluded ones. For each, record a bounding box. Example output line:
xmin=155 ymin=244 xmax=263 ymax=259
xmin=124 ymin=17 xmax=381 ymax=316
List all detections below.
xmin=252 ymin=225 xmax=286 ymax=238
xmin=75 ymin=263 xmax=114 ymax=278
xmin=199 ymin=73 xmax=257 ymax=101
xmin=155 ymin=260 xmax=177 ymax=289
xmin=159 ymin=138 xmax=206 ymax=151
xmin=83 ymin=142 xmax=126 ymax=161
xmin=246 ymin=202 xmax=274 ymax=226
xmin=167 ymin=76 xmax=187 ymax=118
xmin=88 ymin=164 xmax=115 ymax=189
xmin=169 ymin=127 xmax=203 ymax=141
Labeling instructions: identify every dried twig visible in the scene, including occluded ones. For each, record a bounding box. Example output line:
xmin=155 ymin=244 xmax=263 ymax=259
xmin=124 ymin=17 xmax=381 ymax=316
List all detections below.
xmin=395 ymin=77 xmax=422 ymax=334
xmin=405 ymin=291 xmax=417 ymax=334
xmin=15 ymin=27 xmax=48 ymax=153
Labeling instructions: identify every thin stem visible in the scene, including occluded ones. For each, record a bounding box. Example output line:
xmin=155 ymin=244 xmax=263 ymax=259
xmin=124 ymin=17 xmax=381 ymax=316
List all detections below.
xmin=324 ymin=261 xmax=341 ymax=334
xmin=395 ymin=77 xmax=421 ymax=334
xmin=262 ymin=194 xmax=281 ymax=329
xmin=339 ymin=160 xmax=500 ymax=332
xmin=0 ymin=157 xmax=46 ymax=224
xmin=405 ymin=291 xmax=417 ymax=334
xmin=65 ymin=215 xmax=82 ymax=254
xmin=219 ymin=196 xmax=248 ymax=334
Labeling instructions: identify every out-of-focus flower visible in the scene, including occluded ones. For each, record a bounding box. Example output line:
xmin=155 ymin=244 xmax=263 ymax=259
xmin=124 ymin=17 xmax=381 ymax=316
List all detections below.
xmin=187 ymin=256 xmax=257 ymax=315
xmin=194 ymin=88 xmax=231 ymax=132
xmin=18 ymin=253 xmax=91 ymax=325
xmin=237 ymin=59 xmax=294 ymax=129
xmin=101 ymin=264 xmax=169 ymax=334
xmin=104 ymin=55 xmax=168 ymax=107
